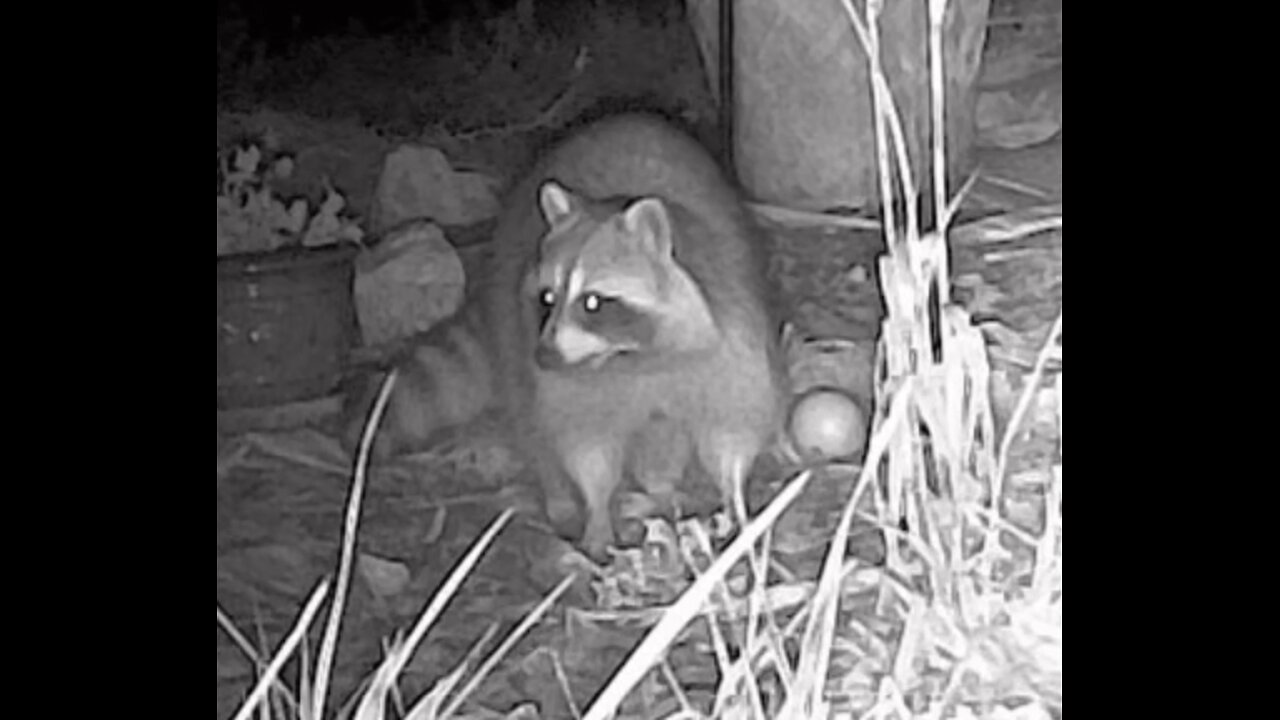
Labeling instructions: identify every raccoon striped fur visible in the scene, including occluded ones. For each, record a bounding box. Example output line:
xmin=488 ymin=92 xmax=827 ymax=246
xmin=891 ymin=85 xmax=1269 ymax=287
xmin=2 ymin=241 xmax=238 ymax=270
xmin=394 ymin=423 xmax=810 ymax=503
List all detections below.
xmin=345 ymin=114 xmax=787 ymax=558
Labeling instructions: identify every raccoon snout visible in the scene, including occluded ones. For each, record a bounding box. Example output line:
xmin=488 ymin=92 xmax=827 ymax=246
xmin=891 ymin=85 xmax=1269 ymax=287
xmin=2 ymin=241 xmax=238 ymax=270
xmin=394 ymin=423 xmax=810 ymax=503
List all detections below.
xmin=535 ymin=340 xmax=569 ymax=370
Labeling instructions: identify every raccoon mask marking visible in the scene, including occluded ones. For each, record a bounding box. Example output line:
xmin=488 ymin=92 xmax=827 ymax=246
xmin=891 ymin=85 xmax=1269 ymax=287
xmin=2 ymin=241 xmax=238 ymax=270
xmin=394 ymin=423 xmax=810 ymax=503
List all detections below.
xmin=532 ymin=181 xmax=720 ymax=370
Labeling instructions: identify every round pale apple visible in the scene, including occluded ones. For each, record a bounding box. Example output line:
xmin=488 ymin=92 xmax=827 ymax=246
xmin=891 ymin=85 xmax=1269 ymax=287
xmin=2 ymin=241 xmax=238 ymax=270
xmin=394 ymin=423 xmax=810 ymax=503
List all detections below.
xmin=789 ymin=389 xmax=867 ymax=461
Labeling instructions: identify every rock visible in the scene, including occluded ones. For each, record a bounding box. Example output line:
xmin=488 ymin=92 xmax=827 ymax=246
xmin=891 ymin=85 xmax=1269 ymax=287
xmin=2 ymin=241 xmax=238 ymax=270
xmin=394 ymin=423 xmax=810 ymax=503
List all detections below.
xmin=353 ymin=220 xmax=466 ymax=348
xmin=373 ymin=144 xmax=501 ymax=232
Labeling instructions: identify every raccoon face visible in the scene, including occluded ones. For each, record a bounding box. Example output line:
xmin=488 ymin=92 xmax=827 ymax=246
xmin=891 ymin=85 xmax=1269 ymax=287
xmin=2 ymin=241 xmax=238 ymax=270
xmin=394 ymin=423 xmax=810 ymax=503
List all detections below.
xmin=530 ymin=181 xmax=718 ymax=370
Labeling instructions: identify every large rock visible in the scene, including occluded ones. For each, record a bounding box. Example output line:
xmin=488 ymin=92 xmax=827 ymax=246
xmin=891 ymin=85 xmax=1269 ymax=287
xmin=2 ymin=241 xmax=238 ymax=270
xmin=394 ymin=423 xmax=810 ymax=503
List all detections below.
xmin=353 ymin=220 xmax=466 ymax=349
xmin=372 ymin=145 xmax=502 ymax=232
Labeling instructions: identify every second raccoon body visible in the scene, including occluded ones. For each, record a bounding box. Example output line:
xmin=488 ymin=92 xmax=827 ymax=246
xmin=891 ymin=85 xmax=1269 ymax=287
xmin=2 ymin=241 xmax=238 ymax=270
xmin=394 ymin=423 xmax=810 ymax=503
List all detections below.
xmin=353 ymin=113 xmax=787 ymax=557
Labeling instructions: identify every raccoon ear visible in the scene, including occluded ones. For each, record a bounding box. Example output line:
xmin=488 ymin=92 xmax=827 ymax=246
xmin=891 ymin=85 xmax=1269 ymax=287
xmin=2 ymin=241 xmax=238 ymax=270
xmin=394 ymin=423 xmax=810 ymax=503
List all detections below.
xmin=539 ymin=181 xmax=579 ymax=227
xmin=620 ymin=198 xmax=674 ymax=259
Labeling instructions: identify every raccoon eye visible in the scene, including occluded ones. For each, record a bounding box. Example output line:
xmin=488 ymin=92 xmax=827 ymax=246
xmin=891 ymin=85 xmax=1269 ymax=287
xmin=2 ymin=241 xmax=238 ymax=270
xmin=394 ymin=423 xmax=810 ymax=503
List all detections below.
xmin=539 ymin=289 xmax=557 ymax=308
xmin=583 ymin=293 xmax=606 ymax=314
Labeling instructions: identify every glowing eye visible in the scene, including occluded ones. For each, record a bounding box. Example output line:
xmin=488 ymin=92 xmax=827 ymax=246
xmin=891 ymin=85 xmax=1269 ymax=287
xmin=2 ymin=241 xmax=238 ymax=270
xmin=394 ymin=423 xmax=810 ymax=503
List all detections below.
xmin=540 ymin=289 xmax=557 ymax=308
xmin=583 ymin=293 xmax=604 ymax=313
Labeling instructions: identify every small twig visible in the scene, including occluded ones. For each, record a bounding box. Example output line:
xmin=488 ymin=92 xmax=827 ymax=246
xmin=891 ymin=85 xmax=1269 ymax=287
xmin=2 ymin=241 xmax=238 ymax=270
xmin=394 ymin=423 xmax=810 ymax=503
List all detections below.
xmin=748 ymin=202 xmax=881 ymax=231
xmin=977 ymin=173 xmax=1053 ymax=200
xmin=549 ymin=650 xmax=584 ymax=720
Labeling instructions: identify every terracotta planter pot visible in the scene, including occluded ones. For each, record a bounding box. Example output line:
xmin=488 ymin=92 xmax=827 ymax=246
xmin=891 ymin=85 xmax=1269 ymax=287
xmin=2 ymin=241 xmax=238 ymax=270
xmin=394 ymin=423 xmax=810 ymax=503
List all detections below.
xmin=217 ymin=244 xmax=358 ymax=410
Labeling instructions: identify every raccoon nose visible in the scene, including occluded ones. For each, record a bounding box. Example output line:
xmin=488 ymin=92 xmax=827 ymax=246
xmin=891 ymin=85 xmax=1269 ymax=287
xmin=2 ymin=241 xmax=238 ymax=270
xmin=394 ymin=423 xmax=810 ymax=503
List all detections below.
xmin=535 ymin=340 xmax=567 ymax=370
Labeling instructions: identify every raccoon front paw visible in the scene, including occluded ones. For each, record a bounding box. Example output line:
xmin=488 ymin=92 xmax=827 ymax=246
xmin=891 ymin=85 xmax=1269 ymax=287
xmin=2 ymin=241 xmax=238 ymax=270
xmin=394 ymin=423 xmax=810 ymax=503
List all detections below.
xmin=579 ymin=514 xmax=616 ymax=563
xmin=544 ymin=492 xmax=580 ymax=532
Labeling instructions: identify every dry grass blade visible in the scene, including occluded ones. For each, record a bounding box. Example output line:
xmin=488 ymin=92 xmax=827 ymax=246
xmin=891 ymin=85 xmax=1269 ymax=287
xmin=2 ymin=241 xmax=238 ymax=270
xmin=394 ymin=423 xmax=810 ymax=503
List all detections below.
xmin=218 ymin=604 xmax=262 ymax=666
xmin=547 ymin=650 xmax=582 ymax=720
xmin=953 ymin=203 xmax=1062 ymax=245
xmin=1056 ymin=374 xmax=1062 ymax=458
xmin=929 ymin=0 xmax=949 ymax=231
xmin=312 ymin=369 xmax=401 ymax=718
xmin=748 ymin=202 xmax=882 ymax=231
xmin=659 ymin=660 xmax=696 ymax=716
xmin=404 ymin=665 xmax=470 ymax=720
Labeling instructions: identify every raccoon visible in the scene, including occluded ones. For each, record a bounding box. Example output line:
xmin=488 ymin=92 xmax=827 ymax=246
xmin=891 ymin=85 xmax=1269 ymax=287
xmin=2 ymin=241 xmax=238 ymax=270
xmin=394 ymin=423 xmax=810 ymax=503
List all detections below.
xmin=342 ymin=311 xmax=496 ymax=459
xmin=346 ymin=114 xmax=787 ymax=558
